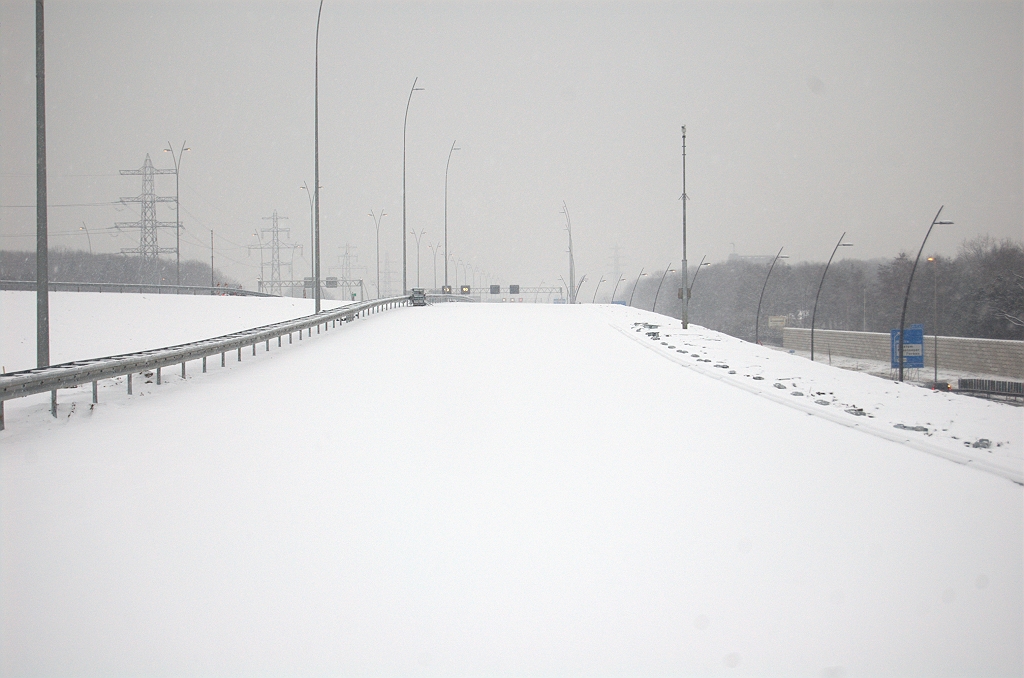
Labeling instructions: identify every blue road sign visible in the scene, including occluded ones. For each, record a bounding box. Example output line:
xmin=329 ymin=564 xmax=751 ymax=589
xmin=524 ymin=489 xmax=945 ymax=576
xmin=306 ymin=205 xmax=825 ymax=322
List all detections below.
xmin=891 ymin=324 xmax=925 ymax=368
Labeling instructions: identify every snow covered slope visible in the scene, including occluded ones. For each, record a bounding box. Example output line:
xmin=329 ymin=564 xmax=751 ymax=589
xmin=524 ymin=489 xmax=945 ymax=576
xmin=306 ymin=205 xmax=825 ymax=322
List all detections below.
xmin=0 ymin=290 xmax=343 ymax=373
xmin=1 ymin=300 xmax=1021 ymax=676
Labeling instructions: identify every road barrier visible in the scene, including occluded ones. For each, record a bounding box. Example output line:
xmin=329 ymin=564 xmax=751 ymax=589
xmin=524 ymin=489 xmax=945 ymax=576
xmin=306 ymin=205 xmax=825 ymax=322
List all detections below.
xmin=0 ymin=295 xmax=411 ymax=430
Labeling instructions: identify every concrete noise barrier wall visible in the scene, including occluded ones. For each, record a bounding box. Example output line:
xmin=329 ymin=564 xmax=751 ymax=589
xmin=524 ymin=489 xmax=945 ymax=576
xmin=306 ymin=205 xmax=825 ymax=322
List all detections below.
xmin=782 ymin=328 xmax=1024 ymax=380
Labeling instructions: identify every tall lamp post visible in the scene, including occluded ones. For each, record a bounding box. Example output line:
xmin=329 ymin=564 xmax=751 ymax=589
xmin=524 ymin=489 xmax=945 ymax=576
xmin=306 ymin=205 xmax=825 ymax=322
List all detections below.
xmin=928 ymin=256 xmax=938 ymax=385
xmin=688 ymin=255 xmax=709 ymax=297
xmin=898 ymin=207 xmax=952 ymax=381
xmin=369 ymin=208 xmax=386 ymax=299
xmin=591 ymin=275 xmax=606 ymax=303
xmin=403 ymin=77 xmax=424 ymax=295
xmin=428 ymin=241 xmax=440 ymax=289
xmin=410 ymin=228 xmax=426 ymax=287
xmin=444 ymin=140 xmax=459 ymax=290
xmin=164 ymin=140 xmax=190 ymax=285
xmin=680 ymin=125 xmax=689 ymax=328
xmin=628 ymin=267 xmax=646 ymax=307
xmin=313 ymin=0 xmax=325 ymax=313
xmin=810 ymin=233 xmax=853 ymax=361
xmin=755 ymin=247 xmax=787 ymax=345
xmin=652 ymin=263 xmax=675 ymax=312
xmin=610 ymin=275 xmax=626 ymax=303
xmin=79 ymin=222 xmax=92 ymax=254
xmin=301 ymin=182 xmax=316 ymax=285
xmin=561 ymin=201 xmax=576 ymax=304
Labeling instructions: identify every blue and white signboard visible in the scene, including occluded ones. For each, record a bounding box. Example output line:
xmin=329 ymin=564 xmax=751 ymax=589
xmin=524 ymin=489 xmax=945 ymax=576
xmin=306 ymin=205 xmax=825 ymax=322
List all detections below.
xmin=890 ymin=324 xmax=925 ymax=369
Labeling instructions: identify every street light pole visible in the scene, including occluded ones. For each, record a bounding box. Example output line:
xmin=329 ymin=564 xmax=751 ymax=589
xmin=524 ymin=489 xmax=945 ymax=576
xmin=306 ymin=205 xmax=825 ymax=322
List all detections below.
xmin=36 ymin=0 xmax=50 ymax=386
xmin=755 ymin=247 xmax=786 ymax=345
xmin=652 ymin=263 xmax=675 ymax=312
xmin=680 ymin=125 xmax=689 ymax=329
xmin=79 ymin=222 xmax=92 ymax=254
xmin=688 ymin=255 xmax=709 ymax=297
xmin=444 ymin=140 xmax=459 ymax=290
xmin=928 ymin=256 xmax=938 ymax=385
xmin=411 ymin=228 xmax=426 ymax=287
xmin=369 ymin=208 xmax=386 ymax=299
xmin=898 ymin=207 xmax=953 ymax=381
xmin=164 ymin=140 xmax=189 ymax=286
xmin=428 ymin=241 xmax=440 ymax=290
xmin=610 ymin=275 xmax=626 ymax=303
xmin=403 ymin=77 xmax=424 ymax=295
xmin=592 ymin=275 xmax=606 ymax=304
xmin=313 ymin=0 xmax=324 ymax=313
xmin=561 ymin=201 xmax=576 ymax=304
xmin=810 ymin=232 xmax=854 ymax=361
xmin=628 ymin=267 xmax=646 ymax=307
xmin=301 ymin=182 xmax=315 ymax=286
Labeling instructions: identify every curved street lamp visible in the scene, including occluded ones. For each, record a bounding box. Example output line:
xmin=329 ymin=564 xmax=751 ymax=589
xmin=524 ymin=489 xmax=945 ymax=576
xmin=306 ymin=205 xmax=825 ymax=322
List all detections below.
xmin=164 ymin=140 xmax=190 ymax=285
xmin=369 ymin=208 xmax=386 ymax=299
xmin=574 ymin=274 xmax=587 ymax=303
xmin=810 ymin=233 xmax=854 ymax=361
xmin=79 ymin=222 xmax=92 ymax=254
xmin=652 ymin=263 xmax=675 ymax=312
xmin=688 ymin=255 xmax=709 ymax=297
xmin=898 ymin=206 xmax=953 ymax=381
xmin=610 ymin=275 xmax=627 ymax=303
xmin=444 ymin=140 xmax=459 ymax=289
xmin=301 ymin=182 xmax=317 ymax=285
xmin=410 ymin=228 xmax=426 ymax=287
xmin=591 ymin=275 xmax=606 ymax=303
xmin=755 ymin=247 xmax=787 ymax=345
xmin=402 ymin=77 xmax=425 ymax=295
xmin=628 ymin=267 xmax=646 ymax=307
xmin=428 ymin=241 xmax=441 ymax=290
xmin=313 ymin=0 xmax=325 ymax=312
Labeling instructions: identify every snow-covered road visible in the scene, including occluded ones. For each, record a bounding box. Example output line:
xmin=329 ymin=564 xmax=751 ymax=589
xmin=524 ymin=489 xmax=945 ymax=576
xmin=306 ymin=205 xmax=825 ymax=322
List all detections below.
xmin=2 ymin=297 xmax=1021 ymax=676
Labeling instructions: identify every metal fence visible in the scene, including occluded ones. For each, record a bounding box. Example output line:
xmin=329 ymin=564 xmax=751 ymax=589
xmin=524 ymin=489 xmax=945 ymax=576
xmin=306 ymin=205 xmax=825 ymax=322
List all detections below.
xmin=957 ymin=378 xmax=1024 ymax=399
xmin=0 ymin=280 xmax=272 ymax=297
xmin=0 ymin=295 xmax=411 ymax=430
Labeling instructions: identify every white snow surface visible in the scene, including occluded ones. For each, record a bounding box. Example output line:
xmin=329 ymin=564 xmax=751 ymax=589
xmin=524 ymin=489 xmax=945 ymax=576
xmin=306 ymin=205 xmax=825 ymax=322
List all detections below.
xmin=0 ymin=290 xmax=344 ymax=372
xmin=1 ymin=296 xmax=1022 ymax=677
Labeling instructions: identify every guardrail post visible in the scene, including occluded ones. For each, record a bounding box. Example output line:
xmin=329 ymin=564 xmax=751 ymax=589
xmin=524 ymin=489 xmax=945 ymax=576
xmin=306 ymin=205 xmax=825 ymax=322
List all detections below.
xmin=289 ymin=333 xmax=293 ymax=344
xmin=181 ymin=362 xmax=186 ymax=379
xmin=92 ymin=381 xmax=98 ymax=403
xmin=156 ymin=367 xmax=161 ymax=385
xmin=278 ymin=336 xmax=282 ymax=347
xmin=252 ymin=343 xmax=256 ymax=356
xmin=127 ymin=373 xmax=132 ymax=394
xmin=237 ymin=347 xmax=242 ymax=361
xmin=265 ymin=339 xmax=270 ymax=351
xmin=0 ymin=401 xmax=4 ymax=431
xmin=203 ymin=356 xmax=207 ymax=373
xmin=51 ymin=391 xmax=57 ymax=417
xmin=221 ymin=352 xmax=226 ymax=367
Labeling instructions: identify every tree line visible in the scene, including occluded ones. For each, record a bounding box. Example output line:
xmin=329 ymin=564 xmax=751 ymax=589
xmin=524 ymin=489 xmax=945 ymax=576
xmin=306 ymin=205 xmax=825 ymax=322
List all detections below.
xmin=613 ymin=237 xmax=1023 ymax=343
xmin=0 ymin=248 xmax=240 ymax=289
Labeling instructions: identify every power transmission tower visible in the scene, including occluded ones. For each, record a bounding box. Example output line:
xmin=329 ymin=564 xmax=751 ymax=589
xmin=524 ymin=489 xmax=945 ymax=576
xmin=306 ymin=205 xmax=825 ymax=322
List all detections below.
xmin=328 ymin=242 xmax=367 ymax=300
xmin=248 ymin=210 xmax=301 ymax=295
xmin=116 ymin=153 xmax=177 ymax=280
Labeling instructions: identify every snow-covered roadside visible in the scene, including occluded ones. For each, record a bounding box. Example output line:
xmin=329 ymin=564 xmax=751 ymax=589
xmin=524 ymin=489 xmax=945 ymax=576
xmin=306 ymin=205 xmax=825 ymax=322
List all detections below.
xmin=0 ymin=291 xmax=344 ymax=373
xmin=1 ymin=302 xmax=1021 ymax=676
xmin=599 ymin=305 xmax=1023 ymax=484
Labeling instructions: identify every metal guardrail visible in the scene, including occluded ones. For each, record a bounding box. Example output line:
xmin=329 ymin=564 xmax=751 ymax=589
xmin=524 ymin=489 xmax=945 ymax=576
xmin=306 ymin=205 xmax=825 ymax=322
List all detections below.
xmin=425 ymin=293 xmax=479 ymax=303
xmin=957 ymin=378 xmax=1024 ymax=398
xmin=0 ymin=295 xmax=412 ymax=430
xmin=0 ymin=280 xmax=272 ymax=297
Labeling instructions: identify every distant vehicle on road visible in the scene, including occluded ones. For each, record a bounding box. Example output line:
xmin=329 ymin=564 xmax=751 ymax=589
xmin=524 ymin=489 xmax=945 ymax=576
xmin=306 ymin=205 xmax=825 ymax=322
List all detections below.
xmin=410 ymin=288 xmax=427 ymax=306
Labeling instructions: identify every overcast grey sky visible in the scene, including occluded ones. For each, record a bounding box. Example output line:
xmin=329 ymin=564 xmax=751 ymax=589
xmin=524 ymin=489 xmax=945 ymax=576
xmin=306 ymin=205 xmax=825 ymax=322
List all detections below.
xmin=1 ymin=0 xmax=1021 ymax=291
